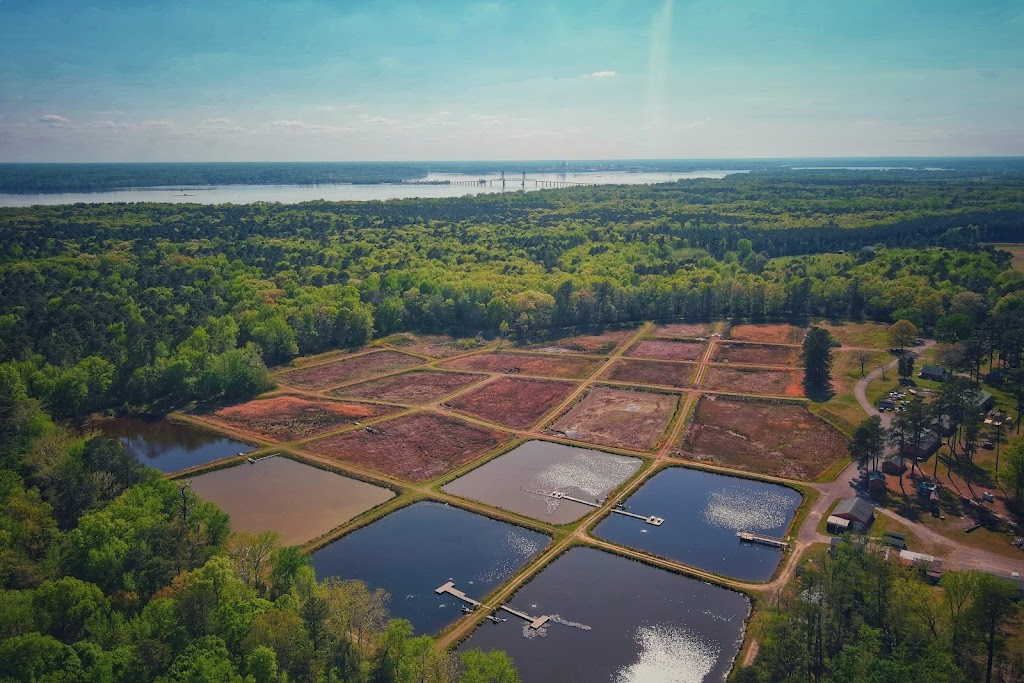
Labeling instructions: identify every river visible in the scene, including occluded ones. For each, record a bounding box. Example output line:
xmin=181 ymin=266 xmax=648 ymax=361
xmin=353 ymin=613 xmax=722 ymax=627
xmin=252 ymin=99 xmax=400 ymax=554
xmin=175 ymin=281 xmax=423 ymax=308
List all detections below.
xmin=0 ymin=170 xmax=747 ymax=206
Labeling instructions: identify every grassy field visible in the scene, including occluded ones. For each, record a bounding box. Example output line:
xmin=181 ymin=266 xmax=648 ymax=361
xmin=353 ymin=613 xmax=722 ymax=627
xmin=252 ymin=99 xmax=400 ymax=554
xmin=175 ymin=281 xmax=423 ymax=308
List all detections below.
xmin=816 ymin=321 xmax=892 ymax=350
xmin=986 ymin=243 xmax=1024 ymax=271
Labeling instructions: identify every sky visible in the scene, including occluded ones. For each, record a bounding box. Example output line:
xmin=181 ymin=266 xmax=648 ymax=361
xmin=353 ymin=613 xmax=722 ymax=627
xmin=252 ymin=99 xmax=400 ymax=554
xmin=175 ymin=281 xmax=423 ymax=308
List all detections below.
xmin=0 ymin=0 xmax=1022 ymax=162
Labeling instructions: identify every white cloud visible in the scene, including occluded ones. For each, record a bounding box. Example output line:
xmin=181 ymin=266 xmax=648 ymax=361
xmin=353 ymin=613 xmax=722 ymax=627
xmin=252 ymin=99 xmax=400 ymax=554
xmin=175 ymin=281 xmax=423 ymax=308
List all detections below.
xmin=34 ymin=114 xmax=71 ymax=126
xmin=270 ymin=120 xmax=307 ymax=128
xmin=314 ymin=105 xmax=336 ymax=111
xmin=584 ymin=71 xmax=617 ymax=78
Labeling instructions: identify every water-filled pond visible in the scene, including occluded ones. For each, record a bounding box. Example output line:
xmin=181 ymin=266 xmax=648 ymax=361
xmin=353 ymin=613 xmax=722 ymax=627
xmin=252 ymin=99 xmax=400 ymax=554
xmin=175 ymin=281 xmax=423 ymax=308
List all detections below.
xmin=442 ymin=440 xmax=643 ymax=524
xmin=458 ymin=547 xmax=750 ymax=683
xmin=89 ymin=416 xmax=253 ymax=473
xmin=594 ymin=467 xmax=802 ymax=581
xmin=187 ymin=456 xmax=394 ymax=545
xmin=311 ymin=501 xmax=549 ymax=634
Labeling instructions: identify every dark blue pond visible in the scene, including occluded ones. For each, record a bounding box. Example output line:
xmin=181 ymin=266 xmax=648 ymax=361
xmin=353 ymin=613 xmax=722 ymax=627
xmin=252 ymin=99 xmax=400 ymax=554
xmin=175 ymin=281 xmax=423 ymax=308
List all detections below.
xmin=90 ymin=417 xmax=254 ymax=473
xmin=459 ymin=547 xmax=750 ymax=683
xmin=594 ymin=467 xmax=802 ymax=581
xmin=311 ymin=501 xmax=549 ymax=634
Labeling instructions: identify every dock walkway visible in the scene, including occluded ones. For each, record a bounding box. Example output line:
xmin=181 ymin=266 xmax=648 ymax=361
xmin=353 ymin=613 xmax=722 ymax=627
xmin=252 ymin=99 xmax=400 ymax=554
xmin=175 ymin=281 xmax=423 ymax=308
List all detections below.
xmin=523 ymin=488 xmax=664 ymax=526
xmin=435 ymin=582 xmax=549 ymax=629
xmin=737 ymin=531 xmax=789 ymax=549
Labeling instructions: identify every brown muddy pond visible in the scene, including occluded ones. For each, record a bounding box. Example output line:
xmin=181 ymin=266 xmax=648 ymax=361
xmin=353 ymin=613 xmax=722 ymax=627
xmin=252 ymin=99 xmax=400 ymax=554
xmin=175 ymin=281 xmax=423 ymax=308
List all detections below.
xmin=442 ymin=440 xmax=642 ymax=524
xmin=187 ymin=456 xmax=394 ymax=545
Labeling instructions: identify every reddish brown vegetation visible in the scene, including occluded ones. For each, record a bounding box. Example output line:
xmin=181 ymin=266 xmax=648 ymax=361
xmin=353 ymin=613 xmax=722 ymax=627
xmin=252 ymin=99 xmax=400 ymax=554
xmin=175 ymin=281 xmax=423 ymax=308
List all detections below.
xmin=712 ymin=342 xmax=802 ymax=367
xmin=381 ymin=333 xmax=476 ymax=358
xmin=525 ymin=328 xmax=635 ymax=355
xmin=548 ymin=386 xmax=679 ymax=451
xmin=446 ymin=377 xmax=577 ymax=429
xmin=440 ymin=352 xmax=602 ymax=379
xmin=303 ymin=412 xmax=510 ymax=482
xmin=727 ymin=323 xmax=806 ymax=345
xmin=331 ymin=370 xmax=485 ymax=404
xmin=202 ymin=395 xmax=399 ymax=441
xmin=601 ymin=359 xmax=695 ymax=389
xmin=701 ymin=366 xmax=805 ymax=397
xmin=624 ymin=338 xmax=706 ymax=361
xmin=678 ymin=395 xmax=847 ymax=479
xmin=279 ymin=351 xmax=422 ymax=390
xmin=652 ymin=322 xmax=714 ymax=338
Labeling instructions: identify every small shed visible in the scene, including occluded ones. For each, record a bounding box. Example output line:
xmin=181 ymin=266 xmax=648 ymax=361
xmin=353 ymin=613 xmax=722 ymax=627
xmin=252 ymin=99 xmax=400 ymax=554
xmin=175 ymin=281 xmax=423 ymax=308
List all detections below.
xmin=974 ymin=390 xmax=995 ymax=412
xmin=919 ymin=365 xmax=951 ymax=382
xmin=882 ymin=456 xmax=906 ymax=475
xmin=833 ymin=497 xmax=875 ymax=529
xmin=826 ymin=516 xmax=851 ymax=534
xmin=868 ymin=470 xmax=887 ymax=492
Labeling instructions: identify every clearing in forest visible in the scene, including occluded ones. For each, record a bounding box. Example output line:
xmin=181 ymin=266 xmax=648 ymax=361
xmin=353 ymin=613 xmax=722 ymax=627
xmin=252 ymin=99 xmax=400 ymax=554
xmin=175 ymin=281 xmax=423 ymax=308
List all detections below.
xmin=302 ymin=411 xmax=510 ymax=482
xmin=278 ymin=350 xmax=423 ymax=390
xmin=445 ymin=377 xmax=578 ymax=430
xmin=440 ymin=352 xmax=602 ymax=379
xmin=623 ymin=338 xmax=706 ymax=361
xmin=712 ymin=342 xmax=802 ymax=367
xmin=702 ymin=366 xmax=805 ymax=397
xmin=678 ymin=395 xmax=848 ymax=480
xmin=523 ymin=328 xmax=636 ymax=355
xmin=652 ymin=322 xmax=715 ymax=338
xmin=331 ymin=370 xmax=485 ymax=405
xmin=548 ymin=386 xmax=679 ymax=451
xmin=727 ymin=323 xmax=806 ymax=345
xmin=200 ymin=395 xmax=400 ymax=442
xmin=601 ymin=359 xmax=696 ymax=390
xmin=815 ymin=322 xmax=891 ymax=350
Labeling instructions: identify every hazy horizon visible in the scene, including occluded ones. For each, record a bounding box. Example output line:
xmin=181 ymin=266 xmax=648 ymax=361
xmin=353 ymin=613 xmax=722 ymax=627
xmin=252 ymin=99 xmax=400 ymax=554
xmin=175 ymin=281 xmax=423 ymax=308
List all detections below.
xmin=2 ymin=0 xmax=1022 ymax=162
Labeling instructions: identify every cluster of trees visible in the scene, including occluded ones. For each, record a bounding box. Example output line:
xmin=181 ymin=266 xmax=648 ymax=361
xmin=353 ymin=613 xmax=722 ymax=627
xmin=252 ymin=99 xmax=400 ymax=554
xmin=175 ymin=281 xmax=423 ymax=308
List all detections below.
xmin=736 ymin=538 xmax=1022 ymax=683
xmin=850 ymin=369 xmax=1024 ymax=498
xmin=2 ymin=174 xmax=1022 ymax=420
xmin=802 ymin=327 xmax=834 ymax=396
xmin=0 ymin=396 xmax=519 ymax=682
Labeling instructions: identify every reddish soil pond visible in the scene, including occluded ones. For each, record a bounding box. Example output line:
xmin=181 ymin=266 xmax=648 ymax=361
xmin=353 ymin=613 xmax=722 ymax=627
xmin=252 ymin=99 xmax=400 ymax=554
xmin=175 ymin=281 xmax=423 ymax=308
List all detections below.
xmin=440 ymin=352 xmax=602 ymax=379
xmin=727 ymin=323 xmax=806 ymax=345
xmin=701 ymin=366 xmax=804 ymax=397
xmin=524 ymin=328 xmax=636 ymax=355
xmin=652 ymin=321 xmax=715 ymax=338
xmin=445 ymin=377 xmax=577 ymax=430
xmin=601 ymin=359 xmax=695 ymax=390
xmin=712 ymin=342 xmax=802 ymax=367
xmin=548 ymin=386 xmax=679 ymax=451
xmin=331 ymin=370 xmax=485 ymax=405
xmin=677 ymin=395 xmax=848 ymax=479
xmin=624 ymin=338 xmax=706 ymax=361
xmin=279 ymin=350 xmax=423 ymax=390
xmin=201 ymin=395 xmax=399 ymax=441
xmin=303 ymin=411 xmax=511 ymax=481
xmin=187 ymin=457 xmax=394 ymax=545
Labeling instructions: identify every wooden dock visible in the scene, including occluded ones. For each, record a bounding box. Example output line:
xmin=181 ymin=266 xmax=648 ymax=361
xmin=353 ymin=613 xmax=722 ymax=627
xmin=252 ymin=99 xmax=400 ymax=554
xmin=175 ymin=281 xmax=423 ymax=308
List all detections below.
xmin=523 ymin=488 xmax=664 ymax=526
xmin=737 ymin=531 xmax=789 ymax=549
xmin=435 ymin=582 xmax=549 ymax=628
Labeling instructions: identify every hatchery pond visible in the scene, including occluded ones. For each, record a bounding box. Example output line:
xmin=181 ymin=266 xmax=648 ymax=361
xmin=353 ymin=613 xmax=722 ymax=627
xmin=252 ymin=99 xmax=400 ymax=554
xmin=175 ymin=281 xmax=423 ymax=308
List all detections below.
xmin=595 ymin=467 xmax=802 ymax=581
xmin=187 ymin=457 xmax=394 ymax=545
xmin=459 ymin=547 xmax=750 ymax=683
xmin=442 ymin=440 xmax=643 ymax=524
xmin=88 ymin=416 xmax=254 ymax=473
xmin=311 ymin=501 xmax=549 ymax=634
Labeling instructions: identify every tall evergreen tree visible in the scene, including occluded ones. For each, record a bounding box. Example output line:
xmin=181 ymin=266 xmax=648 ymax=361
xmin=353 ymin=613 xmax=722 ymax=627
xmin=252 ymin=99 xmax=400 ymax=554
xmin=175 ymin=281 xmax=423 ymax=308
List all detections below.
xmin=802 ymin=326 xmax=834 ymax=396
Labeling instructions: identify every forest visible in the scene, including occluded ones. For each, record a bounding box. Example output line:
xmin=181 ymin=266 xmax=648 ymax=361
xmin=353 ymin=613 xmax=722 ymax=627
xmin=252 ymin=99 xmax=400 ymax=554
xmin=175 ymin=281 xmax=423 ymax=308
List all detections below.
xmin=1 ymin=172 xmax=1023 ymax=419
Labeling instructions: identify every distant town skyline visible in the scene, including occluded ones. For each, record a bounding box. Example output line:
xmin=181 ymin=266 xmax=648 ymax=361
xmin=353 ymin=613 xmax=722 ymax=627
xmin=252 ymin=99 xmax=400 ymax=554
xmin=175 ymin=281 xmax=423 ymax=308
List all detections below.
xmin=1 ymin=0 xmax=1022 ymax=162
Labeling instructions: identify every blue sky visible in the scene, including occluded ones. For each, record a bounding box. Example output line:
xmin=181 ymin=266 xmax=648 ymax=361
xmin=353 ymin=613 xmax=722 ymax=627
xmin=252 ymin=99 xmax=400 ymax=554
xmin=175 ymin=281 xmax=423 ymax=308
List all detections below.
xmin=1 ymin=0 xmax=1022 ymax=161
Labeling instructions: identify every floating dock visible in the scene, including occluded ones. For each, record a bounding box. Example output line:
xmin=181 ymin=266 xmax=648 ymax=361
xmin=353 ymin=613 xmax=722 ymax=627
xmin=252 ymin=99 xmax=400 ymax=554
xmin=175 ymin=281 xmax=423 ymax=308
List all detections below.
xmin=737 ymin=531 xmax=789 ymax=548
xmin=435 ymin=582 xmax=549 ymax=629
xmin=523 ymin=488 xmax=664 ymax=526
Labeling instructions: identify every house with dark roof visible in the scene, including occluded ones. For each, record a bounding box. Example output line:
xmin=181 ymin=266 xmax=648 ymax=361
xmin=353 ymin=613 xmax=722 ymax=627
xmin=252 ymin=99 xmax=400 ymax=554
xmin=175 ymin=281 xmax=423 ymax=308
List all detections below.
xmin=902 ymin=429 xmax=941 ymax=461
xmin=919 ymin=365 xmax=951 ymax=382
xmin=832 ymin=497 xmax=875 ymax=529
